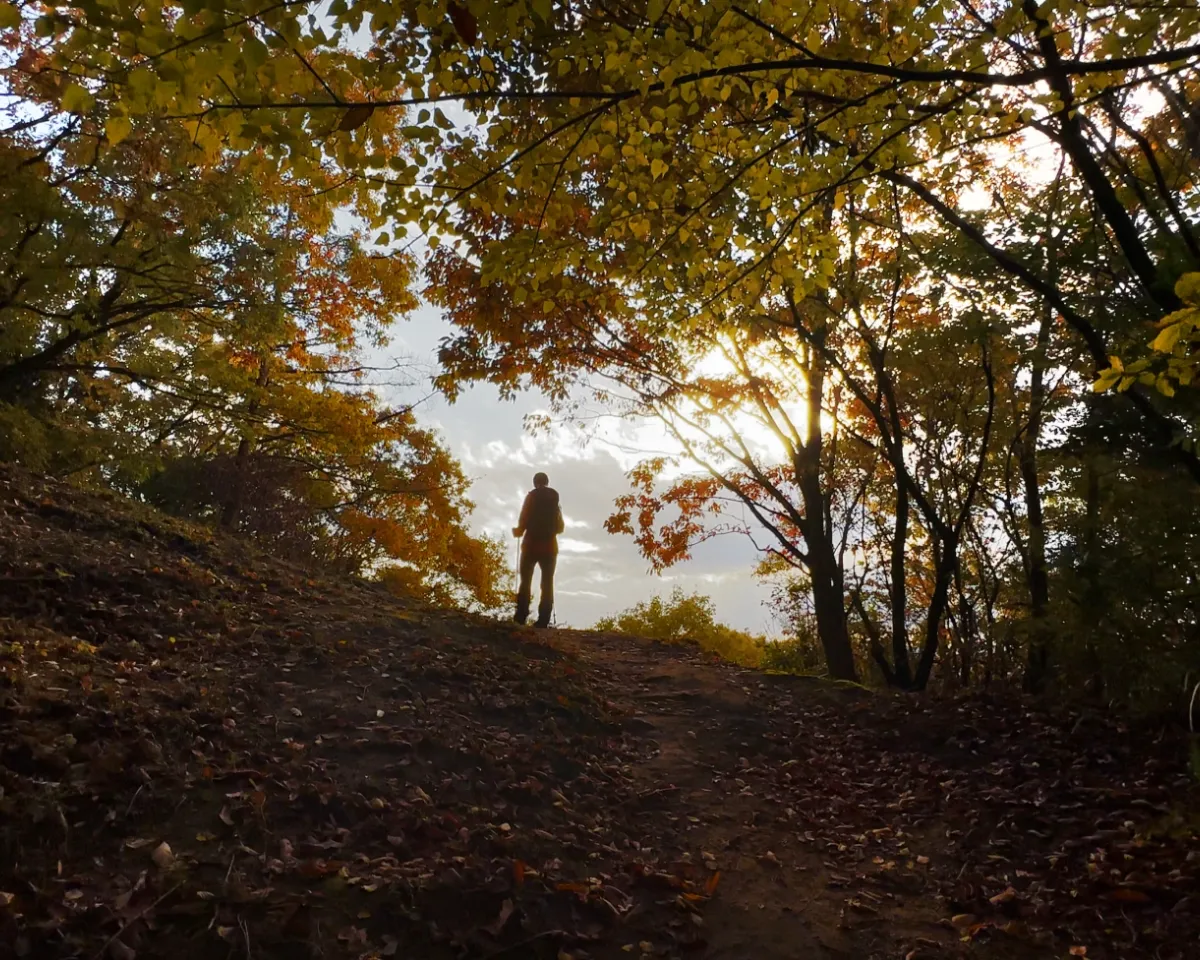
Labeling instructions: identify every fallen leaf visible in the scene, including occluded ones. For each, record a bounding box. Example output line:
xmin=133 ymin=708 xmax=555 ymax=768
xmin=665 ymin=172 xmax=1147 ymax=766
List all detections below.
xmin=989 ymin=887 xmax=1017 ymax=905
xmin=484 ymin=898 xmax=514 ymax=936
xmin=1107 ymin=887 xmax=1151 ymax=904
xmin=704 ymin=871 xmax=721 ymax=896
xmin=513 ymin=859 xmax=526 ymax=886
xmin=109 ymin=939 xmax=136 ymax=960
xmin=151 ymin=842 xmax=174 ymax=869
xmin=950 ymin=913 xmax=977 ymax=929
xmin=1069 ymin=949 xmax=1087 ymax=958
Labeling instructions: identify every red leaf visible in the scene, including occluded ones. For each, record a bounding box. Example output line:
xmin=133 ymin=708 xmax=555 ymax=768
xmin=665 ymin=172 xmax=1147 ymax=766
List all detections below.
xmin=447 ymin=3 xmax=478 ymax=46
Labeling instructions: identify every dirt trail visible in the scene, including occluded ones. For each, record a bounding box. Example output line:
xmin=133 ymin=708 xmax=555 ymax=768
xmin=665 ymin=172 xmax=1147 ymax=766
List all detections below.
xmin=559 ymin=631 xmax=958 ymax=960
xmin=2 ymin=465 xmax=1198 ymax=960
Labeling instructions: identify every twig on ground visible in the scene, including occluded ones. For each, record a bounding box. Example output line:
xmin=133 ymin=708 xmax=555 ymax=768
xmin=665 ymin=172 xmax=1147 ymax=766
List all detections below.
xmin=92 ymin=882 xmax=183 ymax=960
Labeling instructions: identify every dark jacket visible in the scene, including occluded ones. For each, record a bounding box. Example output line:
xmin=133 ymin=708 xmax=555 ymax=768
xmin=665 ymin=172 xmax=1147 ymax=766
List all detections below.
xmin=518 ymin=486 xmax=563 ymax=552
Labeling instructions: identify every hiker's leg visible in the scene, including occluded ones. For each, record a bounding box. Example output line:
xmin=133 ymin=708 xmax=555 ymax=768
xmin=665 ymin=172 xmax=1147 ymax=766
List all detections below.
xmin=515 ymin=548 xmax=536 ymax=624
xmin=535 ymin=552 xmax=557 ymax=626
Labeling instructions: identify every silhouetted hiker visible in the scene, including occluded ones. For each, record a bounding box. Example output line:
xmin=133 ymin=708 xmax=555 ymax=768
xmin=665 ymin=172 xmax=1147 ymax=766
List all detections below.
xmin=512 ymin=471 xmax=564 ymax=628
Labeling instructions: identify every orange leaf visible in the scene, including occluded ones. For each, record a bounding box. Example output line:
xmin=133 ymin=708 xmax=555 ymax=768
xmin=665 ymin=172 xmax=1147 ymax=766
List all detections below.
xmin=1107 ymin=887 xmax=1151 ymax=904
xmin=703 ymin=871 xmax=721 ymax=896
xmin=513 ymin=860 xmax=526 ymax=887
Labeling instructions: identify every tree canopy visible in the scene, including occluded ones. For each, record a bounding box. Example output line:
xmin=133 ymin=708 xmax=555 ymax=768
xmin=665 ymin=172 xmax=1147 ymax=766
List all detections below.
xmin=1 ymin=2 xmax=507 ymax=608
xmin=5 ymin=0 xmax=1200 ymax=695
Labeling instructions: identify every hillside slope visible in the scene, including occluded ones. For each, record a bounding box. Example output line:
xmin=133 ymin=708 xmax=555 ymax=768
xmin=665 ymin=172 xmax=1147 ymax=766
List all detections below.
xmin=1 ymin=466 xmax=1197 ymax=960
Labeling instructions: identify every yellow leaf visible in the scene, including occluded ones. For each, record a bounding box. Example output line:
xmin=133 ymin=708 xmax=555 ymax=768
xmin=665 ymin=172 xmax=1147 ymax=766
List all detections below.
xmin=1150 ymin=321 xmax=1184 ymax=354
xmin=1174 ymin=272 xmax=1200 ymax=303
xmin=61 ymin=82 xmax=94 ymax=114
xmin=105 ymin=116 xmax=132 ymax=145
xmin=0 ymin=3 xmax=21 ymax=29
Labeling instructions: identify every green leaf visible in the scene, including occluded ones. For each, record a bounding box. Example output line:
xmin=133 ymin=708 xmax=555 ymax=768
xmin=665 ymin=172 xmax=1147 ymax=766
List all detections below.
xmin=0 ymin=3 xmax=21 ymax=30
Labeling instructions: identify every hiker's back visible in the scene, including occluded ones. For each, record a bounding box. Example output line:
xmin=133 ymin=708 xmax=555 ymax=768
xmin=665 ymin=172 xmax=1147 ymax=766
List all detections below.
xmin=524 ymin=486 xmax=560 ymax=540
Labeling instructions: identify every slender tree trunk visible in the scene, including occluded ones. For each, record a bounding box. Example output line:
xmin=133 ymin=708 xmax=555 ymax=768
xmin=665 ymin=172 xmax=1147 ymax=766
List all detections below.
xmin=1022 ymin=310 xmax=1054 ymax=692
xmin=889 ymin=477 xmax=913 ymax=687
xmin=1080 ymin=457 xmax=1106 ymax=698
xmin=913 ymin=534 xmax=957 ymax=691
xmin=954 ymin=564 xmax=977 ymax=688
xmin=219 ymin=354 xmax=270 ymax=531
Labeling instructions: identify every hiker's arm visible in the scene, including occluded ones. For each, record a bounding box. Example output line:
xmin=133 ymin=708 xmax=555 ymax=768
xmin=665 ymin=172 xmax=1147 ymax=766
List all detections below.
xmin=555 ymin=505 xmax=564 ymax=535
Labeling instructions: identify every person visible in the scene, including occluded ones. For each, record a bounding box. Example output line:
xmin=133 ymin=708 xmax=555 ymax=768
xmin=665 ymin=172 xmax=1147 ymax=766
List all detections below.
xmin=512 ymin=471 xmax=564 ymax=627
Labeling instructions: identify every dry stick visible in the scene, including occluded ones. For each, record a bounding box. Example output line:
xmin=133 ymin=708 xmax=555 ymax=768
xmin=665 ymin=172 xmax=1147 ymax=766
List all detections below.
xmin=92 ymin=882 xmax=183 ymax=960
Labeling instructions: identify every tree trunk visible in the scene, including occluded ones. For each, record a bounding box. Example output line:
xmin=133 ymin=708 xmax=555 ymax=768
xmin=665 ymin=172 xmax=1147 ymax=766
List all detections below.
xmin=219 ymin=354 xmax=270 ymax=531
xmin=1022 ymin=309 xmax=1054 ymax=693
xmin=1079 ymin=457 xmax=1106 ymax=698
xmin=795 ymin=321 xmax=858 ymax=682
xmin=810 ymin=549 xmax=857 ymax=682
xmin=913 ymin=534 xmax=958 ymax=691
xmin=889 ymin=477 xmax=913 ymax=687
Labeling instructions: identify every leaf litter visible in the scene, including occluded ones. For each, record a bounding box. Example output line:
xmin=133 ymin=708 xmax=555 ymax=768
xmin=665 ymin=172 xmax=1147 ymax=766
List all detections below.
xmin=1 ymin=464 xmax=1197 ymax=960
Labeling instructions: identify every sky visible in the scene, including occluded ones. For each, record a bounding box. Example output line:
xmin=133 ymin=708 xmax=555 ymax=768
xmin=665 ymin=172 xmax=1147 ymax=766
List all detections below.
xmin=373 ymin=302 xmax=780 ymax=634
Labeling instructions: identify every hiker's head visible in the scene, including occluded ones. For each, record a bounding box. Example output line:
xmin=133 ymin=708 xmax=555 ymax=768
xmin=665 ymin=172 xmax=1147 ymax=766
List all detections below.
xmin=533 ymin=472 xmax=549 ymax=488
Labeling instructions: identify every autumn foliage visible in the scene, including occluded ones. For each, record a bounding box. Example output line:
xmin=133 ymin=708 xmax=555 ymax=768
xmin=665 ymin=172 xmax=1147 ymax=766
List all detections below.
xmin=0 ymin=9 xmax=505 ymax=608
xmin=4 ymin=1 xmax=1200 ymax=696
